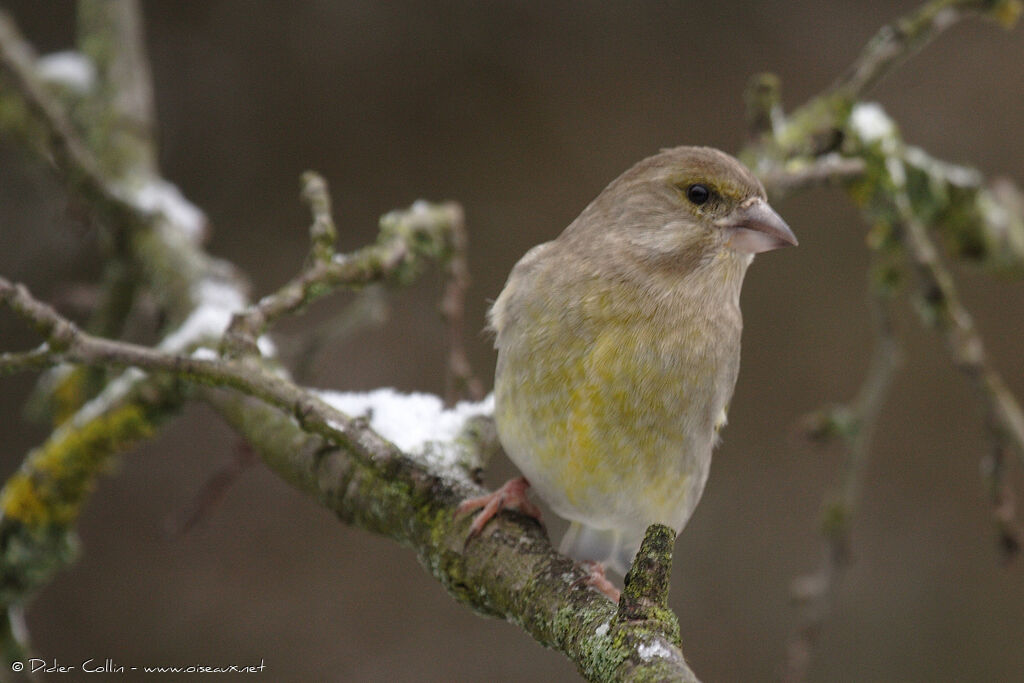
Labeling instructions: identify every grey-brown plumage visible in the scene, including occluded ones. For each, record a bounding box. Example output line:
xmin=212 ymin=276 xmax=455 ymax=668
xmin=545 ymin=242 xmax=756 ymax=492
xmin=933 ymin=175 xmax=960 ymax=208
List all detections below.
xmin=471 ymin=146 xmax=796 ymax=577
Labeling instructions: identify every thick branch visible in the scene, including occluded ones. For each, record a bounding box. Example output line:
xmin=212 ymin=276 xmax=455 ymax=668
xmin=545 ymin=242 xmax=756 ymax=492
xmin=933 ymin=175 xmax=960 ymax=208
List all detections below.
xmin=77 ymin=0 xmax=157 ymax=175
xmin=0 ymin=274 xmax=697 ymax=681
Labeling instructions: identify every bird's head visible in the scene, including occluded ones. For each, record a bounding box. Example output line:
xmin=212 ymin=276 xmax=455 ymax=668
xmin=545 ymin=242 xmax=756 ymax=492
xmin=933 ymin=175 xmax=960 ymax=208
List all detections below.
xmin=566 ymin=146 xmax=796 ymax=274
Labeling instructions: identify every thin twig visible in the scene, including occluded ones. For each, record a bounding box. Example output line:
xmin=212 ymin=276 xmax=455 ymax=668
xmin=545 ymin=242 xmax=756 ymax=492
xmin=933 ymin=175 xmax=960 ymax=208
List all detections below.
xmin=894 ymin=174 xmax=1024 ymax=469
xmin=221 ymin=181 xmax=464 ymax=357
xmin=758 ymin=154 xmax=867 ymax=199
xmin=166 ymin=440 xmax=259 ymax=536
xmin=0 ymin=346 xmax=55 ymax=377
xmin=0 ymin=11 xmax=140 ymax=229
xmin=831 ymin=0 xmax=1022 ymax=101
xmin=439 ymin=204 xmax=485 ymax=405
xmin=983 ymin=442 xmax=1024 ymax=560
xmin=783 ymin=284 xmax=902 ymax=683
xmin=301 ymin=171 xmax=338 ymax=263
xmin=222 ymin=171 xmax=340 ymax=356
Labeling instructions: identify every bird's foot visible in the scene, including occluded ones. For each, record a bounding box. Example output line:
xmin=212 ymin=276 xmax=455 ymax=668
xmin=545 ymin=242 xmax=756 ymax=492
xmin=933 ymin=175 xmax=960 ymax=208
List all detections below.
xmin=455 ymin=476 xmax=541 ymax=540
xmin=576 ymin=561 xmax=621 ymax=602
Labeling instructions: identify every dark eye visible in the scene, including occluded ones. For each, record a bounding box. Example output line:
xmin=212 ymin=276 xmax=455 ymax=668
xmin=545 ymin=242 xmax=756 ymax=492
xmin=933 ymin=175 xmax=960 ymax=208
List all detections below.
xmin=686 ymin=184 xmax=710 ymax=205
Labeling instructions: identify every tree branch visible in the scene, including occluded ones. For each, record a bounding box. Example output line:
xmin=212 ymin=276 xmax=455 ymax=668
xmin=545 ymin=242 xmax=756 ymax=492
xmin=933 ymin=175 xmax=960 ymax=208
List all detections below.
xmin=784 ymin=284 xmax=901 ymax=683
xmin=0 ymin=274 xmax=698 ymax=681
xmin=0 ymin=9 xmax=141 ymax=231
xmin=831 ymin=0 xmax=1022 ymax=102
xmin=222 ymin=174 xmax=463 ymax=359
xmin=1 ymin=1 xmax=1022 ymax=680
xmin=758 ymin=153 xmax=867 ymax=199
xmin=741 ymin=2 xmax=1024 ymax=678
xmin=76 ymin=0 xmax=158 ymax=176
xmin=439 ymin=202 xmax=486 ymax=405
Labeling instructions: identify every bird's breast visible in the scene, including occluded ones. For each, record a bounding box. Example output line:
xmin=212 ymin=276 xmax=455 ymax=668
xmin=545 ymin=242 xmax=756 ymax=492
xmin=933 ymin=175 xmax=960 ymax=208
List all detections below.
xmin=493 ymin=276 xmax=742 ymax=528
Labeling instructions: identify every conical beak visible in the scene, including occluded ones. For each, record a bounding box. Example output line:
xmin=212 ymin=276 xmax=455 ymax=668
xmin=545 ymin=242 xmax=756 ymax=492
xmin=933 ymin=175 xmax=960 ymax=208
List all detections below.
xmin=724 ymin=197 xmax=797 ymax=254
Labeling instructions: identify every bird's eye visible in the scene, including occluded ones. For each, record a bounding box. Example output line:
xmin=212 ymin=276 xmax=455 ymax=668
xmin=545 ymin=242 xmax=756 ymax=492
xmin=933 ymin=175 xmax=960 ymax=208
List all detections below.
xmin=686 ymin=184 xmax=711 ymax=206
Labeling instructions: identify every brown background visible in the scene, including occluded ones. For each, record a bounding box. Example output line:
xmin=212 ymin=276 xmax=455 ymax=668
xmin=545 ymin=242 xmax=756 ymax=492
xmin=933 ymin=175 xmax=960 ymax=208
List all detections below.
xmin=1 ymin=1 xmax=1023 ymax=680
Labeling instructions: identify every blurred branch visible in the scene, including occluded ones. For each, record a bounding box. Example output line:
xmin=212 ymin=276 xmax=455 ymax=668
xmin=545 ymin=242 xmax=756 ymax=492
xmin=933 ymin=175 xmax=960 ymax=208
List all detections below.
xmin=894 ymin=165 xmax=1024 ymax=556
xmin=832 ymin=0 xmax=1022 ymax=101
xmin=438 ymin=203 xmax=486 ymax=405
xmin=0 ymin=9 xmax=139 ymax=230
xmin=744 ymin=1 xmax=1024 ymax=679
xmin=984 ymin=443 xmax=1024 ymax=559
xmin=77 ymin=0 xmax=157 ymax=176
xmin=0 ymin=347 xmax=54 ymax=376
xmin=166 ymin=441 xmax=258 ymax=536
xmin=759 ymin=153 xmax=867 ymax=199
xmin=784 ymin=286 xmax=901 ymax=683
xmin=287 ymin=285 xmax=390 ymax=383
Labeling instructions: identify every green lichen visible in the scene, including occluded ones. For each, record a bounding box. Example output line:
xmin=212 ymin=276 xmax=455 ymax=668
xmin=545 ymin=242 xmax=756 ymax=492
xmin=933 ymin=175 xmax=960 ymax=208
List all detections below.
xmin=0 ymin=397 xmax=168 ymax=606
xmin=0 ymin=403 xmax=153 ymax=527
xmin=376 ymin=203 xmax=459 ymax=287
xmin=0 ymin=522 xmax=79 ymax=604
xmin=776 ymin=94 xmax=852 ymax=158
xmin=49 ymin=366 xmax=91 ymax=425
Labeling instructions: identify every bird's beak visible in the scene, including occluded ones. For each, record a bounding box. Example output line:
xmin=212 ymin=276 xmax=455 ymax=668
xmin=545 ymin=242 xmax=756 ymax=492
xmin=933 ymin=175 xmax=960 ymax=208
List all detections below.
xmin=722 ymin=198 xmax=797 ymax=254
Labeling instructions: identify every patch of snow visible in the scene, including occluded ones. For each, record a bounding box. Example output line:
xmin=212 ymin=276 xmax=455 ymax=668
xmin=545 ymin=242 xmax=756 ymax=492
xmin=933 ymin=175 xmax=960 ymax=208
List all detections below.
xmin=637 ymin=640 xmax=673 ymax=662
xmin=317 ymin=388 xmax=493 ymax=457
xmin=191 ymin=347 xmax=218 ymax=361
xmin=37 ymin=51 xmax=95 ymax=93
xmin=256 ymin=334 xmax=277 ymax=357
xmin=130 ymin=178 xmax=207 ymax=239
xmin=850 ymin=102 xmax=895 ymax=143
xmin=159 ymin=279 xmax=247 ymax=353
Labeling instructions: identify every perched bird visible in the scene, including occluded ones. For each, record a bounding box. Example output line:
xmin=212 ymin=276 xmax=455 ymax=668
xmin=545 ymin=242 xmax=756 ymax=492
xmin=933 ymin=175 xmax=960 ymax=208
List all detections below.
xmin=458 ymin=146 xmax=796 ymax=597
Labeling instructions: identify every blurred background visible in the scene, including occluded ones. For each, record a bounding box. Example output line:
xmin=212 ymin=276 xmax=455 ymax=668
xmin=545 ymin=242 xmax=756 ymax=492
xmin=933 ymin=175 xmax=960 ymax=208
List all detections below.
xmin=1 ymin=1 xmax=1022 ymax=680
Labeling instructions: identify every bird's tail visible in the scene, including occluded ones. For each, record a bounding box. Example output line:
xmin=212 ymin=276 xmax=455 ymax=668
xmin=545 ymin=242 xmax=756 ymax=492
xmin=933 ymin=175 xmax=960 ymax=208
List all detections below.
xmin=559 ymin=522 xmax=637 ymax=576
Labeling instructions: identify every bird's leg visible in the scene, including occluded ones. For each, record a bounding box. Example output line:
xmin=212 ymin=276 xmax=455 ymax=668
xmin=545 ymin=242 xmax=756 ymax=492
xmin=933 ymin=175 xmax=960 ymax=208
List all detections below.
xmin=455 ymin=476 xmax=542 ymax=538
xmin=576 ymin=560 xmax=621 ymax=602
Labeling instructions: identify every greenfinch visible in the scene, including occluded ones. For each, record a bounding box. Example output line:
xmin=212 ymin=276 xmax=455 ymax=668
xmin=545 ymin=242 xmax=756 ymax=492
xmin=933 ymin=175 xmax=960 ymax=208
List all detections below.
xmin=460 ymin=146 xmax=796 ymax=594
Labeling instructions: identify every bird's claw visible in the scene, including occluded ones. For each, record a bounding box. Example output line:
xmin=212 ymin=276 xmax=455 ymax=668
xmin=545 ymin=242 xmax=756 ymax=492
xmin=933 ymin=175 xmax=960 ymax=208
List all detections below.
xmin=455 ymin=476 xmax=541 ymax=542
xmin=573 ymin=560 xmax=621 ymax=602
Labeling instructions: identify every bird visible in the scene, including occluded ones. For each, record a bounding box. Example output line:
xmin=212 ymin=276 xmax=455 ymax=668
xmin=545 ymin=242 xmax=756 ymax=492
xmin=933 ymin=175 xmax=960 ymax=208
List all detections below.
xmin=457 ymin=146 xmax=796 ymax=599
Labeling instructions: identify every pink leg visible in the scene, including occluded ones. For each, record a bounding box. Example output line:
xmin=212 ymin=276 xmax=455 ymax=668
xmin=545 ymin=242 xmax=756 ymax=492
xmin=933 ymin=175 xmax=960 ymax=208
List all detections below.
xmin=455 ymin=476 xmax=541 ymax=538
xmin=578 ymin=561 xmax=621 ymax=602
